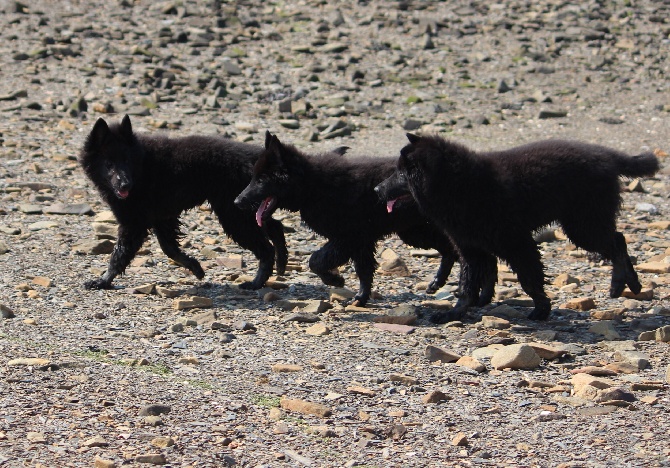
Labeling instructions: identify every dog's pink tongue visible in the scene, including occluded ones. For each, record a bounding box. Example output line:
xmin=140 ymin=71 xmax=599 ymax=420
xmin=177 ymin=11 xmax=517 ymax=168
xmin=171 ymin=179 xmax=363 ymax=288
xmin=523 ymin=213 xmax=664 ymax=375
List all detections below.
xmin=386 ymin=199 xmax=397 ymax=213
xmin=255 ymin=197 xmax=271 ymax=227
xmin=117 ymin=189 xmax=129 ymax=199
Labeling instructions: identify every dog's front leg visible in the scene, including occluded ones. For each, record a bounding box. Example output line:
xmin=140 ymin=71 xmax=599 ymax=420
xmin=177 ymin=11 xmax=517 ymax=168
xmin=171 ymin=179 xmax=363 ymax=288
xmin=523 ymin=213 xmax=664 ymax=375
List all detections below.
xmin=84 ymin=224 xmax=148 ymax=290
xmin=351 ymin=244 xmax=377 ymax=307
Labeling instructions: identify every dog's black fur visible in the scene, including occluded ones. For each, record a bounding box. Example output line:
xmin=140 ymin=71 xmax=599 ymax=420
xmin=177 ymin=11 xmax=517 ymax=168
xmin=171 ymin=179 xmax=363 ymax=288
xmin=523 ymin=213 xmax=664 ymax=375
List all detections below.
xmin=79 ymin=115 xmax=289 ymax=290
xmin=376 ymin=134 xmax=660 ymax=320
xmin=234 ymin=132 xmax=496 ymax=308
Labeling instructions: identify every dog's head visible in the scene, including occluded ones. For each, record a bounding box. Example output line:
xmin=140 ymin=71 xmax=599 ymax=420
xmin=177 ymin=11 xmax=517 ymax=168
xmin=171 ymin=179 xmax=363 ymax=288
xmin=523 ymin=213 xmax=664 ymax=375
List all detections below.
xmin=80 ymin=115 xmax=143 ymax=201
xmin=235 ymin=131 xmax=300 ymax=226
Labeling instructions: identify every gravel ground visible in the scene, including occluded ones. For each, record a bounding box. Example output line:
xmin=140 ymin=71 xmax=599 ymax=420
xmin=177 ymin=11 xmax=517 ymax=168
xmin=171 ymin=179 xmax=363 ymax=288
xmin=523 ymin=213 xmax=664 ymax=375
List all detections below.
xmin=1 ymin=1 xmax=670 ymax=467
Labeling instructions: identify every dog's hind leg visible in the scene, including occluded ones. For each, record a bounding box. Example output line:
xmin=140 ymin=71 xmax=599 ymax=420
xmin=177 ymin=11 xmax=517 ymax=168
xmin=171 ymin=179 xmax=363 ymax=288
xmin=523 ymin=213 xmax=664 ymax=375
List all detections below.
xmin=84 ymin=224 xmax=148 ymax=290
xmin=500 ymin=235 xmax=551 ymax=321
xmin=154 ymin=218 xmax=205 ymax=279
xmin=308 ymin=241 xmax=349 ymax=288
xmin=264 ymin=218 xmax=289 ymax=276
xmin=350 ymin=243 xmax=378 ymax=307
xmin=476 ymin=253 xmax=498 ymax=307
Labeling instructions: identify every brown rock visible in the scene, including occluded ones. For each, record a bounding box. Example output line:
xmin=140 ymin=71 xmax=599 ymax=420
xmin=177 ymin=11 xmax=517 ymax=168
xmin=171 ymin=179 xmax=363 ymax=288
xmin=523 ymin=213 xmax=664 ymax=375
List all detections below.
xmin=562 ymin=297 xmax=596 ymax=311
xmin=389 ymin=373 xmax=419 ymax=385
xmin=373 ymin=314 xmax=417 ymax=325
xmin=94 ymin=457 xmax=117 ymax=468
xmin=347 ymin=385 xmax=376 ymax=396
xmin=491 ymin=344 xmax=541 ymax=370
xmin=570 ymin=366 xmax=617 ymax=376
xmin=305 ymin=323 xmax=330 ymax=336
xmin=479 ymin=315 xmax=511 ymax=329
xmin=134 ymin=453 xmax=167 ymax=465
xmin=424 ymin=345 xmax=461 ymax=363
xmin=372 ymin=323 xmax=415 ymax=334
xmin=280 ymin=398 xmax=332 ymax=417
xmin=636 ymin=262 xmax=670 ymax=274
xmin=528 ymin=343 xmax=566 ymax=360
xmin=31 ymin=276 xmax=52 ymax=288
xmin=553 ymin=273 xmax=580 ymax=287
xmin=173 ymin=296 xmax=213 ymax=310
xmin=621 ymin=287 xmax=653 ymax=300
xmin=455 ymin=356 xmax=486 ymax=373
xmin=422 ymin=390 xmax=449 ymax=404
xmin=271 ymin=364 xmax=303 ymax=373
xmin=452 ymin=432 xmax=469 ymax=446
xmin=605 ymin=362 xmax=640 ymax=374
xmin=151 ymin=436 xmax=175 ymax=448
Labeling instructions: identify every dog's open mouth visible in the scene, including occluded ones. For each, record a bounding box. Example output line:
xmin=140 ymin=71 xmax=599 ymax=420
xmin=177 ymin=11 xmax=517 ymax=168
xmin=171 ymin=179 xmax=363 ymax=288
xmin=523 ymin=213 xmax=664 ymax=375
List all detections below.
xmin=386 ymin=194 xmax=412 ymax=213
xmin=255 ymin=196 xmax=277 ymax=226
xmin=115 ymin=189 xmax=130 ymax=199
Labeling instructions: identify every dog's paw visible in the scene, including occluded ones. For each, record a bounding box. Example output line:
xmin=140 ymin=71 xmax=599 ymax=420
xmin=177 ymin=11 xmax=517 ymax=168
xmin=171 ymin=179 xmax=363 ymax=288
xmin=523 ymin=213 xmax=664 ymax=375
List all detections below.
xmin=191 ymin=265 xmax=205 ymax=280
xmin=239 ymin=280 xmax=262 ymax=290
xmin=609 ymin=282 xmax=626 ymax=298
xmin=527 ymin=307 xmax=550 ymax=321
xmin=430 ymin=308 xmax=464 ymax=324
xmin=84 ymin=279 xmax=112 ymax=290
xmin=425 ymin=282 xmax=440 ymax=295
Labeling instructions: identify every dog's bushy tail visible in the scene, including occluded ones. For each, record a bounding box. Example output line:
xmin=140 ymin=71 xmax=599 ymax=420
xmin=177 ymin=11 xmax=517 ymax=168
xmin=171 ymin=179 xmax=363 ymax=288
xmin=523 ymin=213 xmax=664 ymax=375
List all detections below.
xmin=617 ymin=152 xmax=660 ymax=178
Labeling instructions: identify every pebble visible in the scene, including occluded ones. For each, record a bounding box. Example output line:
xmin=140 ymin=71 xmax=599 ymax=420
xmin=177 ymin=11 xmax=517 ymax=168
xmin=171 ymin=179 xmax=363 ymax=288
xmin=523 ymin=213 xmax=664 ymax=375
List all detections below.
xmin=280 ymin=398 xmax=332 ymax=417
xmin=134 ymin=453 xmax=167 ymax=465
xmin=424 ymin=345 xmax=461 ymax=363
xmin=138 ymin=404 xmax=171 ymax=416
xmin=305 ymin=323 xmax=330 ymax=336
xmin=422 ymin=390 xmax=449 ymax=404
xmin=173 ymin=296 xmax=213 ymax=310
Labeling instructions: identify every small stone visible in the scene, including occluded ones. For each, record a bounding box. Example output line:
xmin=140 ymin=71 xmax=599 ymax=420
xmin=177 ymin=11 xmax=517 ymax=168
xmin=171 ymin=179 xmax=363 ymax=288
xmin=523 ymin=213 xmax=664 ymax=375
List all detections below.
xmin=306 ymin=323 xmax=330 ymax=336
xmin=563 ymin=297 xmax=596 ymax=311
xmin=425 ymin=345 xmax=461 ymax=363
xmin=422 ymin=390 xmax=449 ymax=404
xmin=452 ymin=432 xmax=469 ymax=447
xmin=455 ymin=356 xmax=486 ymax=373
xmin=389 ymin=373 xmax=419 ymax=385
xmin=538 ymin=109 xmax=567 ymax=119
xmin=491 ymin=344 xmax=541 ymax=370
xmin=173 ymin=296 xmax=213 ymax=310
xmin=302 ymin=300 xmax=333 ymax=314
xmin=82 ymin=436 xmax=108 ymax=448
xmin=94 ymin=457 xmax=117 ymax=468
xmin=590 ymin=309 xmax=625 ymax=321
xmin=26 ymin=432 xmax=47 ymax=444
xmin=654 ymin=325 xmax=670 ymax=342
xmin=605 ymin=362 xmax=640 ymax=374
xmin=134 ymin=283 xmax=156 ymax=295
xmin=272 ymin=364 xmax=303 ymax=373
xmin=144 ymin=416 xmax=163 ymax=427
xmin=178 ymin=356 xmax=200 ymax=365
xmin=138 ymin=404 xmax=171 ymax=416
xmin=347 ymin=385 xmax=376 ymax=396
xmin=528 ymin=343 xmax=566 ymax=360
xmin=151 ymin=436 xmax=175 ymax=448
xmin=594 ymin=387 xmax=636 ymax=404
xmin=1 ymin=304 xmax=15 ymax=319
xmin=553 ymin=273 xmax=580 ymax=287
xmin=31 ymin=276 xmax=52 ymax=288
xmin=479 ymin=315 xmax=511 ymax=329
xmin=588 ymin=321 xmax=621 ymax=340
xmin=329 ymin=288 xmax=356 ymax=302
xmin=134 ymin=453 xmax=167 ymax=465
xmin=373 ymin=323 xmax=415 ymax=334
xmin=280 ymin=398 xmax=332 ymax=417
xmin=8 ymin=358 xmax=50 ymax=367
xmin=278 ymin=119 xmax=300 ymax=129
xmin=73 ymin=240 xmax=115 ymax=255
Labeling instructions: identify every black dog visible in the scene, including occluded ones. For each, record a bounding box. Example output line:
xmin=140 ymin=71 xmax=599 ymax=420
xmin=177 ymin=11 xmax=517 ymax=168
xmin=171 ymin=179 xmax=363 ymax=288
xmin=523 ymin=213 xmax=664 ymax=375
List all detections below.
xmin=234 ymin=132 xmax=495 ymax=308
xmin=376 ymin=133 xmax=659 ymax=320
xmin=79 ymin=115 xmax=289 ymax=290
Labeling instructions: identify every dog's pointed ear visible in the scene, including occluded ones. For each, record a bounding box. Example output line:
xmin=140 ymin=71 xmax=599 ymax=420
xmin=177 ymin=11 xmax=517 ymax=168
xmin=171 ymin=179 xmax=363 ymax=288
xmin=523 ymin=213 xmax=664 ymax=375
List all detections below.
xmin=406 ymin=133 xmax=421 ymax=144
xmin=264 ymin=130 xmax=273 ymax=149
xmin=120 ymin=115 xmax=133 ymax=139
xmin=88 ymin=118 xmax=110 ymax=148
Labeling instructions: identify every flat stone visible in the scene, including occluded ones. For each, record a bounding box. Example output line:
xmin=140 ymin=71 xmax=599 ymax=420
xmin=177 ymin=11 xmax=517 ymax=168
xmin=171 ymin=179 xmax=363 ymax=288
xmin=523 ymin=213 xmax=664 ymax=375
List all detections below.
xmin=134 ymin=453 xmax=167 ymax=465
xmin=455 ymin=356 xmax=486 ymax=373
xmin=173 ymin=296 xmax=213 ymax=310
xmin=373 ymin=323 xmax=415 ymax=334
xmin=284 ymin=312 xmax=319 ymax=323
xmin=553 ymin=273 xmax=580 ymax=287
xmin=590 ymin=309 xmax=625 ymax=321
xmin=655 ymin=325 xmax=670 ymax=342
xmin=479 ymin=315 xmax=511 ymax=329
xmin=301 ymin=300 xmax=332 ymax=314
xmin=8 ymin=358 xmax=50 ymax=367
xmin=605 ymin=362 xmax=640 ymax=374
xmin=389 ymin=373 xmax=419 ymax=385
xmin=305 ymin=323 xmax=330 ymax=336
xmin=73 ymin=239 xmax=115 ymax=255
xmin=425 ymin=345 xmax=461 ymax=363
xmin=1 ymin=304 xmax=15 ymax=319
xmin=528 ymin=343 xmax=566 ymax=360
xmin=563 ymin=297 xmax=596 ymax=311
xmin=491 ymin=344 xmax=541 ymax=370
xmin=636 ymin=262 xmax=670 ymax=274
xmin=421 ymin=300 xmax=453 ymax=310
xmin=452 ymin=432 xmax=469 ymax=447
xmin=329 ymin=288 xmax=356 ymax=302
xmin=280 ymin=398 xmax=332 ymax=417
xmin=272 ymin=364 xmax=303 ymax=373
xmin=94 ymin=457 xmax=117 ymax=468
xmin=133 ymin=283 xmax=156 ymax=295
xmin=570 ymin=366 xmax=618 ymax=376
xmin=82 ymin=436 xmax=108 ymax=448
xmin=471 ymin=344 xmax=505 ymax=360
xmin=44 ymin=203 xmax=94 ymax=215
xmin=589 ymin=321 xmax=621 ymax=340
xmin=621 ymin=287 xmax=654 ymax=301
